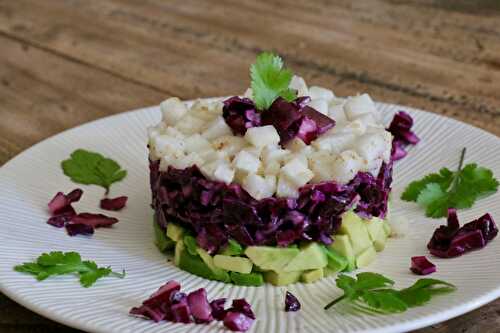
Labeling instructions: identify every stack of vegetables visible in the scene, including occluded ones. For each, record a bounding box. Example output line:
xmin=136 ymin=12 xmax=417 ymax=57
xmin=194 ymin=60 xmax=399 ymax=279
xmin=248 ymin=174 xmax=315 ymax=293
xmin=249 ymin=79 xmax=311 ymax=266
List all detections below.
xmin=147 ymin=53 xmax=408 ymax=286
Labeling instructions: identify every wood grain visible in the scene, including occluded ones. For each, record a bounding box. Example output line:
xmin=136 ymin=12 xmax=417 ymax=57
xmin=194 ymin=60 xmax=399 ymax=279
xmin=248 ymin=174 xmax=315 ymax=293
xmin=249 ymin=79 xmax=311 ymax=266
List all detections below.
xmin=0 ymin=0 xmax=499 ymax=332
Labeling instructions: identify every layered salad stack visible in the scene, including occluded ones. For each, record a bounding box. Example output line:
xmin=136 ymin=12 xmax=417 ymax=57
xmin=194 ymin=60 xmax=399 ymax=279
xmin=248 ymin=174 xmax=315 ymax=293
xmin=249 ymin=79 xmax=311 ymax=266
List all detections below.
xmin=148 ymin=53 xmax=394 ymax=286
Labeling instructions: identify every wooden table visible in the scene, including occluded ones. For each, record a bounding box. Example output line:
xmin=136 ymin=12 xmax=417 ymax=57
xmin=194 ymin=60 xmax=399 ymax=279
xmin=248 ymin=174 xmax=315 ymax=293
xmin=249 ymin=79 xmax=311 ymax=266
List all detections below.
xmin=1 ymin=0 xmax=499 ymax=332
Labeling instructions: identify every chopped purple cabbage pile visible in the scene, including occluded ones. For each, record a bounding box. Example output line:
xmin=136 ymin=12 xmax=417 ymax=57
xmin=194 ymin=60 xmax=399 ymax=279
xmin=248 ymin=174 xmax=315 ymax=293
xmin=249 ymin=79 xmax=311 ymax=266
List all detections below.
xmin=47 ymin=189 xmax=121 ymax=236
xmin=130 ymin=281 xmax=255 ymax=332
xmin=150 ymin=160 xmax=392 ymax=254
xmin=387 ymin=111 xmax=419 ymax=161
xmin=428 ymin=208 xmax=498 ymax=258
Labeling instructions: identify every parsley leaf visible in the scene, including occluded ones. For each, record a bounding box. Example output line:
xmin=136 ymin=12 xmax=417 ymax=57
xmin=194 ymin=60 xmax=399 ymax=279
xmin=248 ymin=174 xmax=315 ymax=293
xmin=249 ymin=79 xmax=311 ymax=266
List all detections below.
xmin=14 ymin=251 xmax=125 ymax=287
xmin=401 ymin=148 xmax=498 ymax=218
xmin=324 ymin=273 xmax=455 ymax=314
xmin=61 ymin=149 xmax=127 ymax=194
xmin=250 ymin=52 xmax=297 ymax=110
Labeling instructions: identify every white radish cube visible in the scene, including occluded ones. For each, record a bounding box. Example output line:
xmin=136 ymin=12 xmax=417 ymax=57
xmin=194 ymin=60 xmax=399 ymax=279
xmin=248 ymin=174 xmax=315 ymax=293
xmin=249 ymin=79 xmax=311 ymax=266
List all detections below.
xmin=331 ymin=119 xmax=367 ymax=136
xmin=264 ymin=174 xmax=277 ymax=192
xmin=202 ymin=116 xmax=232 ymax=140
xmin=213 ymin=163 xmax=235 ymax=184
xmin=233 ymin=150 xmax=261 ymax=174
xmin=330 ymin=150 xmax=363 ymax=183
xmin=309 ymin=151 xmax=337 ymax=182
xmin=185 ymin=134 xmax=212 ymax=154
xmin=212 ymin=135 xmax=247 ymax=156
xmin=153 ymin=135 xmax=185 ymax=157
xmin=312 ymin=132 xmax=356 ymax=154
xmin=164 ymin=126 xmax=185 ymax=139
xmin=289 ymin=75 xmax=308 ymax=97
xmin=328 ymin=99 xmax=348 ymax=125
xmin=355 ymin=133 xmax=388 ymax=162
xmin=244 ymin=125 xmax=280 ymax=147
xmin=175 ymin=115 xmax=205 ymax=135
xmin=243 ymin=174 xmax=274 ymax=200
xmin=285 ymin=138 xmax=307 ymax=152
xmin=264 ymin=160 xmax=281 ymax=175
xmin=343 ymin=94 xmax=378 ymax=121
xmin=262 ymin=146 xmax=290 ymax=164
xmin=169 ymin=152 xmax=203 ymax=170
xmin=160 ymin=97 xmax=188 ymax=126
xmin=308 ymin=86 xmax=335 ymax=101
xmin=277 ymin=176 xmax=299 ymax=198
xmin=353 ymin=113 xmax=377 ymax=126
xmin=203 ymin=150 xmax=229 ymax=163
xmin=245 ymin=146 xmax=263 ymax=159
xmin=307 ymin=98 xmax=329 ymax=115
xmin=281 ymin=157 xmax=314 ymax=187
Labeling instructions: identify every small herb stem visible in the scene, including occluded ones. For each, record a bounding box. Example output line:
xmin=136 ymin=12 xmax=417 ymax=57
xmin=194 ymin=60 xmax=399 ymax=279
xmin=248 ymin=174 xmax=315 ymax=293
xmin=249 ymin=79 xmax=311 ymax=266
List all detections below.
xmin=324 ymin=295 xmax=347 ymax=310
xmin=450 ymin=147 xmax=466 ymax=193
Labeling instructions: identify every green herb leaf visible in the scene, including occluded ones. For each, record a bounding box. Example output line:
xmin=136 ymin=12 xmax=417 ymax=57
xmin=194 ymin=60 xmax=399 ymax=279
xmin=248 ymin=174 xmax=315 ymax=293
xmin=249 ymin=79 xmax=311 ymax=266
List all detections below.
xmin=61 ymin=149 xmax=127 ymax=194
xmin=14 ymin=251 xmax=125 ymax=287
xmin=325 ymin=273 xmax=455 ymax=314
xmin=401 ymin=148 xmax=498 ymax=218
xmin=250 ymin=52 xmax=297 ymax=110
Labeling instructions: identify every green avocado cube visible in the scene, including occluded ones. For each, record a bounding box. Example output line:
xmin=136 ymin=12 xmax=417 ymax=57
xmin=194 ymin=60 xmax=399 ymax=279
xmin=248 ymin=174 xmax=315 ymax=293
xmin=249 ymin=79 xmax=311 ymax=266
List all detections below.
xmin=283 ymin=242 xmax=327 ymax=272
xmin=167 ymin=222 xmax=185 ymax=242
xmin=329 ymin=235 xmax=356 ymax=271
xmin=324 ymin=267 xmax=339 ymax=277
xmin=153 ymin=221 xmax=175 ymax=252
xmin=197 ymin=248 xmax=230 ymax=282
xmin=322 ymin=246 xmax=348 ymax=273
xmin=174 ymin=241 xmax=185 ymax=266
xmin=301 ymin=268 xmax=324 ymax=283
xmin=183 ymin=235 xmax=198 ymax=256
xmin=264 ymin=270 xmax=302 ymax=286
xmin=220 ymin=239 xmax=244 ymax=256
xmin=213 ymin=255 xmax=253 ymax=274
xmin=178 ymin=247 xmax=216 ymax=280
xmin=339 ymin=211 xmax=372 ymax=255
xmin=245 ymin=246 xmax=300 ymax=272
xmin=365 ymin=217 xmax=387 ymax=252
xmin=355 ymin=245 xmax=377 ymax=268
xmin=230 ymin=271 xmax=264 ymax=286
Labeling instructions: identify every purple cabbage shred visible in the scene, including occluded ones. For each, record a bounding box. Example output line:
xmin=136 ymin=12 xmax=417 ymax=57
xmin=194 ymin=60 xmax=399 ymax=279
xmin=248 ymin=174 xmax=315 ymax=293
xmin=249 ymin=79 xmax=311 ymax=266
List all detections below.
xmin=427 ymin=208 xmax=498 ymax=258
xmin=130 ymin=281 xmax=254 ymax=332
xmin=410 ymin=256 xmax=436 ymax=275
xmin=387 ymin=111 xmax=419 ymax=161
xmin=100 ymin=196 xmax=128 ymax=211
xmin=222 ymin=97 xmax=261 ymax=135
xmin=284 ymin=291 xmax=301 ymax=312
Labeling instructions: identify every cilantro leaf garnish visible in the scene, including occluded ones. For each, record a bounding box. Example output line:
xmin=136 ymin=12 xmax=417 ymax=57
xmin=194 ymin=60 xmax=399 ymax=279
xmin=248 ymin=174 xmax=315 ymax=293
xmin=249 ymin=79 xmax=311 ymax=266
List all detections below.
xmin=401 ymin=148 xmax=498 ymax=218
xmin=250 ymin=52 xmax=297 ymax=110
xmin=14 ymin=251 xmax=125 ymax=287
xmin=61 ymin=149 xmax=127 ymax=194
xmin=324 ymin=273 xmax=455 ymax=313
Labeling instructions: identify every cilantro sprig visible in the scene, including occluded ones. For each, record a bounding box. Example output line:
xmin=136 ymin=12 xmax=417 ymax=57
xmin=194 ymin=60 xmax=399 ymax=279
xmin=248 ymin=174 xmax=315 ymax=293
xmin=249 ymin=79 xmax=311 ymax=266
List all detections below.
xmin=401 ymin=148 xmax=498 ymax=218
xmin=324 ymin=272 xmax=455 ymax=313
xmin=250 ymin=52 xmax=297 ymax=110
xmin=14 ymin=251 xmax=125 ymax=287
xmin=61 ymin=149 xmax=127 ymax=194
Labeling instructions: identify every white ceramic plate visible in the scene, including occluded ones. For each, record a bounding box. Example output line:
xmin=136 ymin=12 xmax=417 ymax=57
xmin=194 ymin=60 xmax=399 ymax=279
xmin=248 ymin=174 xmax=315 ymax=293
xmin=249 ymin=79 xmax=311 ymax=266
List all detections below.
xmin=0 ymin=102 xmax=499 ymax=333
